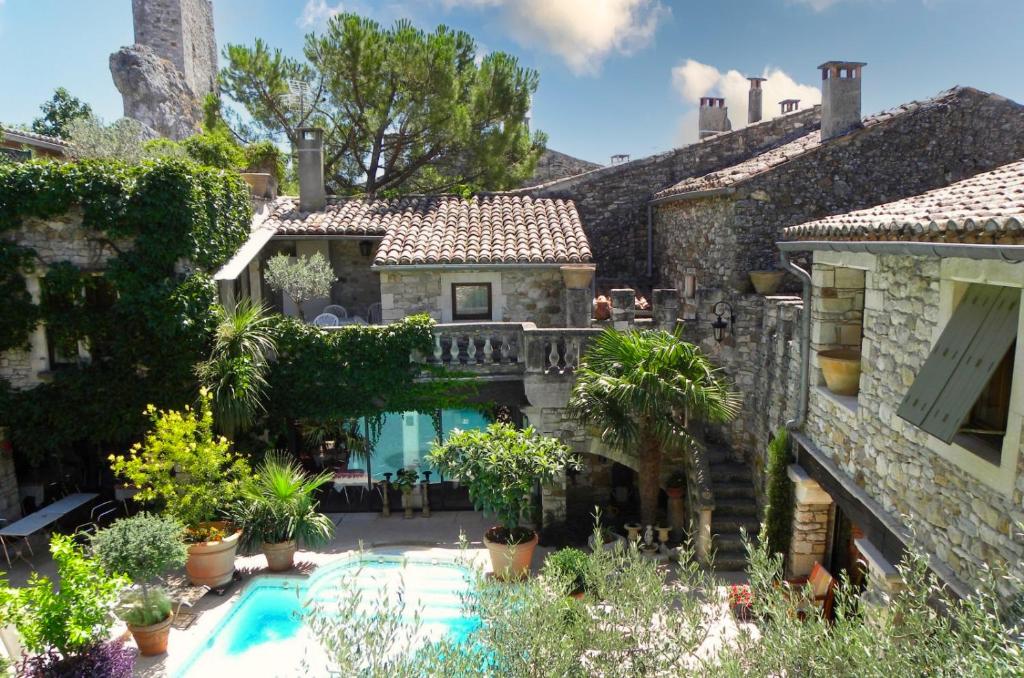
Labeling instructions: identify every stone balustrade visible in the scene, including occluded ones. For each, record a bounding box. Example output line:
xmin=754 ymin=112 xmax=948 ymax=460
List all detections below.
xmin=420 ymin=322 xmax=602 ymax=375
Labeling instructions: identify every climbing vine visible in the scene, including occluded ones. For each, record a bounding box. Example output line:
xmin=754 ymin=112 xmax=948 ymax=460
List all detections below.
xmin=0 ymin=159 xmax=251 ymax=466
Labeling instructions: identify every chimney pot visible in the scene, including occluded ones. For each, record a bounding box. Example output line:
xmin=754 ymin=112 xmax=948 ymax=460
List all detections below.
xmin=699 ymin=97 xmax=731 ymax=139
xmin=818 ymin=60 xmax=866 ymax=141
xmin=297 ymin=127 xmax=326 ymax=212
xmin=747 ymin=77 xmax=766 ymax=124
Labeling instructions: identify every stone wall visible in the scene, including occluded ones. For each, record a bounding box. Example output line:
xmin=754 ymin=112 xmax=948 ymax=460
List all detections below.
xmin=519 ymin=107 xmax=821 ymax=289
xmin=380 ymin=267 xmax=566 ymax=327
xmin=131 ymin=0 xmax=216 ymax=99
xmin=0 ymin=428 xmax=18 ymax=521
xmin=328 ymin=240 xmax=381 ymax=319
xmin=526 ymin=149 xmax=602 ymax=186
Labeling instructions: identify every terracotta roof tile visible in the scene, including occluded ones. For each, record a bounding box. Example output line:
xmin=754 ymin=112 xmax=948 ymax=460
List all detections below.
xmin=784 ymin=158 xmax=1024 ymax=242
xmin=265 ymin=195 xmax=592 ymax=266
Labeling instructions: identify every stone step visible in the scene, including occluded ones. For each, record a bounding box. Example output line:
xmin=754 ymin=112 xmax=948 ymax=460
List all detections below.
xmin=712 ymin=553 xmax=749 ymax=572
xmin=712 ymin=481 xmax=755 ymax=499
xmin=712 ymin=516 xmax=761 ymax=534
xmin=713 ymin=502 xmax=759 ymax=518
xmin=708 ymin=464 xmax=754 ymax=483
xmin=712 ymin=532 xmax=754 ymax=550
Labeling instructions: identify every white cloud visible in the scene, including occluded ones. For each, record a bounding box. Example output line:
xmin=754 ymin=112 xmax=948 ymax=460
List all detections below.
xmin=298 ymin=0 xmax=345 ymax=28
xmin=442 ymin=0 xmax=670 ymax=76
xmin=671 ymin=59 xmax=822 ymax=144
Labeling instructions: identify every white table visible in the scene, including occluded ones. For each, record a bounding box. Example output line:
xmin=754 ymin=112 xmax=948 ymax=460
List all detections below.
xmin=332 ymin=471 xmax=370 ymax=502
xmin=0 ymin=493 xmax=98 ymax=565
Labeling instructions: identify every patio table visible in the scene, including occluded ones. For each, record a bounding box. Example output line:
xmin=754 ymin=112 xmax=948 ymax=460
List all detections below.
xmin=0 ymin=492 xmax=98 ymax=565
xmin=333 ymin=470 xmax=370 ymax=502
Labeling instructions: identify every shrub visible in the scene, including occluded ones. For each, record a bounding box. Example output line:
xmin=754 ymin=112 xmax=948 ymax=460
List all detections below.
xmin=18 ymin=641 xmax=134 ymax=678
xmin=109 ymin=389 xmax=251 ymax=540
xmin=91 ymin=513 xmax=188 ymax=627
xmin=426 ymin=423 xmax=578 ymax=543
xmin=2 ymin=535 xmax=127 ymax=657
xmin=65 ymin=116 xmax=149 ymax=162
xmin=542 ymin=547 xmax=593 ymax=595
xmin=761 ymin=427 xmax=794 ymax=558
xmin=181 ymin=130 xmax=247 ymax=170
xmin=393 ymin=468 xmax=419 ymax=494
xmin=244 ymin=140 xmax=286 ymax=182
xmin=233 ymin=452 xmax=335 ymax=549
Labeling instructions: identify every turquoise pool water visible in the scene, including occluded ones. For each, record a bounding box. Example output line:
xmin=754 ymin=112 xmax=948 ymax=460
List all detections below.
xmin=366 ymin=409 xmax=490 ymax=480
xmin=175 ymin=556 xmax=478 ymax=677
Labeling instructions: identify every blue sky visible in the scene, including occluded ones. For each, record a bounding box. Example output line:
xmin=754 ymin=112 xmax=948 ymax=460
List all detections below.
xmin=2 ymin=0 xmax=1022 ymax=164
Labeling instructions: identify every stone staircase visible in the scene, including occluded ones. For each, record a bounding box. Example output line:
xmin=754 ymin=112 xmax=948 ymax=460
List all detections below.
xmin=707 ymin=455 xmax=761 ymax=572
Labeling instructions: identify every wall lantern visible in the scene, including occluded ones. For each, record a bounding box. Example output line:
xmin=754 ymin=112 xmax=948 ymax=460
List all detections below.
xmin=711 ymin=301 xmax=736 ymax=343
xmin=358 ymin=240 xmax=373 ymax=257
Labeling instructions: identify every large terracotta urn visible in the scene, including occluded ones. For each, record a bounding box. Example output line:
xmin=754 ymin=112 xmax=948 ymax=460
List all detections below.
xmin=484 ymin=529 xmax=538 ymax=580
xmin=560 ymin=264 xmax=596 ymax=289
xmin=185 ymin=523 xmax=241 ymax=587
xmin=818 ymin=348 xmax=862 ymax=396
xmin=128 ymin=615 xmax=172 ymax=656
xmin=262 ymin=540 xmax=297 ymax=572
xmin=749 ymin=270 xmax=786 ymax=295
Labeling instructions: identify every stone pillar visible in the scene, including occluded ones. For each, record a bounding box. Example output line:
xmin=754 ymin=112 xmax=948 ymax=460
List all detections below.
xmin=651 ymin=289 xmax=679 ymax=332
xmin=565 ymin=288 xmax=591 ymax=328
xmin=540 ymin=468 xmax=567 ymax=527
xmin=667 ymin=489 xmax=686 ymax=542
xmin=26 ymin=274 xmax=48 ymax=384
xmin=0 ymin=427 xmax=19 ymax=521
xmin=610 ymin=289 xmax=635 ymax=330
xmin=695 ymin=508 xmax=712 ymax=564
xmin=785 ymin=464 xmax=834 ymax=578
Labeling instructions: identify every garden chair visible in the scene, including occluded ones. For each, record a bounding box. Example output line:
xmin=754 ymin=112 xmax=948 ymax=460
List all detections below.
xmin=784 ymin=562 xmax=836 ymax=621
xmin=367 ymin=302 xmax=382 ymax=325
xmin=324 ymin=304 xmax=349 ymax=320
xmin=312 ymin=312 xmax=340 ymax=327
xmin=72 ymin=500 xmax=118 ymax=545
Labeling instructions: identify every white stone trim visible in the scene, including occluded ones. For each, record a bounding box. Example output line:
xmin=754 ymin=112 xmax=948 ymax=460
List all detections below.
xmin=787 ymin=464 xmax=833 ymax=504
xmin=815 ymin=250 xmax=878 ymax=272
xmin=853 ymin=537 xmax=901 ymax=589
xmin=916 ymin=258 xmax=1024 ymax=496
xmin=438 ymin=271 xmax=504 ymax=323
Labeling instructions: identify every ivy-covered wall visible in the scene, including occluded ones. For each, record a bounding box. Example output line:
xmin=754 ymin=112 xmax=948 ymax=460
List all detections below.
xmin=0 ymin=159 xmax=252 ymax=470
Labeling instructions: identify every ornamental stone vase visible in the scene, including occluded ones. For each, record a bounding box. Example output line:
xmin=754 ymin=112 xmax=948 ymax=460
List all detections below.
xmin=185 ymin=523 xmax=240 ymax=587
xmin=818 ymin=348 xmax=862 ymax=396
xmin=560 ymin=264 xmax=596 ymax=289
xmin=749 ymin=270 xmax=785 ymax=295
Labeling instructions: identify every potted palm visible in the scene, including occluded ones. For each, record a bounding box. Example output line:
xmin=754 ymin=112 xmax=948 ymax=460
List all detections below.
xmin=91 ymin=513 xmax=188 ymax=656
xmin=393 ymin=468 xmax=419 ymax=519
xmin=233 ymin=452 xmax=335 ymax=572
xmin=427 ymin=423 xmax=578 ymax=580
xmin=110 ymin=390 xmax=251 ymax=587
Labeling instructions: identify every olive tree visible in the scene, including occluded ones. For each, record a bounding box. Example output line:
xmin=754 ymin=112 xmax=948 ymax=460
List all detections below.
xmin=263 ymin=252 xmax=336 ymax=320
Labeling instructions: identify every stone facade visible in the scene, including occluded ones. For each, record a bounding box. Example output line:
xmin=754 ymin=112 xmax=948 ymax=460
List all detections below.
xmin=379 ymin=267 xmax=566 ymax=327
xmin=328 ymin=240 xmax=381 ymax=319
xmin=0 ymin=428 xmax=18 ymax=521
xmin=131 ymin=0 xmax=217 ymax=99
xmin=519 ymin=107 xmax=821 ymax=289
xmin=526 ymin=149 xmax=602 ymax=186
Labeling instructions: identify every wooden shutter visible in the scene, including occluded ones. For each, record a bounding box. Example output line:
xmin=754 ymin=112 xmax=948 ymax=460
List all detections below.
xmin=897 ymin=284 xmax=1020 ymax=443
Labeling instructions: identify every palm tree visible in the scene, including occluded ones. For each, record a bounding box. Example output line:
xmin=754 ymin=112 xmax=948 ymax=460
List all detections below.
xmin=567 ymin=328 xmax=740 ymax=526
xmin=195 ymin=300 xmax=277 ymax=436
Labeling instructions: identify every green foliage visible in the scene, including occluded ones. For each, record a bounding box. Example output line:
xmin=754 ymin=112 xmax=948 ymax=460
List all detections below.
xmin=542 ymin=547 xmax=594 ymax=595
xmin=761 ymin=427 xmax=794 ymax=558
xmin=244 ymin=140 xmax=286 ymax=182
xmin=109 ymin=390 xmax=251 ymax=535
xmin=91 ymin=513 xmax=188 ymax=585
xmin=118 ymin=588 xmax=173 ymax=628
xmin=196 ymin=301 xmax=277 ymax=436
xmin=393 ymin=467 xmax=419 ymax=494
xmin=426 ymin=423 xmax=577 ymax=533
xmin=31 ymin=87 xmax=93 ymax=139
xmin=568 ymin=327 xmax=740 ymax=524
xmin=66 ymin=116 xmax=149 ymax=162
xmin=1 ymin=534 xmax=127 ymax=656
xmin=220 ymin=13 xmax=543 ymax=197
xmin=0 ymin=159 xmax=251 ymax=465
xmin=263 ymin=252 xmax=336 ymax=320
xmin=182 ymin=130 xmax=247 ymax=170
xmin=233 ymin=451 xmax=335 ymax=549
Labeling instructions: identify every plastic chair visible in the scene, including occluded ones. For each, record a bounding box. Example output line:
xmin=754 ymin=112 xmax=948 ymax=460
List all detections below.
xmin=324 ymin=304 xmax=349 ymax=320
xmin=312 ymin=312 xmax=340 ymax=327
xmin=367 ymin=302 xmax=382 ymax=325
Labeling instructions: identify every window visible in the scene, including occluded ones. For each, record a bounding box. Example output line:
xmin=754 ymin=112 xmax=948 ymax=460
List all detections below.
xmin=451 ymin=283 xmax=492 ymax=321
xmin=898 ymin=284 xmax=1019 ymax=463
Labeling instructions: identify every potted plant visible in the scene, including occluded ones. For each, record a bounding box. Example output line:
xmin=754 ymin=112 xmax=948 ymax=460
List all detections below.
xmin=427 ymin=423 xmax=578 ymax=580
xmin=728 ymin=583 xmax=754 ymax=622
xmin=665 ymin=471 xmax=685 ymax=499
xmin=542 ymin=547 xmax=594 ymax=599
xmin=233 ymin=452 xmax=335 ymax=572
xmin=393 ymin=468 xmax=419 ymax=519
xmin=91 ymin=513 xmax=189 ymax=656
xmin=587 ymin=525 xmax=625 ymax=552
xmin=109 ymin=389 xmax=251 ymax=587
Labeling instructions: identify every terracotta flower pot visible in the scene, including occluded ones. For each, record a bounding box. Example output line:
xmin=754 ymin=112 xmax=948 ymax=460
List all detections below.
xmin=818 ymin=348 xmax=862 ymax=396
xmin=560 ymin=264 xmax=596 ymax=289
xmin=587 ymin=531 xmax=625 ymax=552
xmin=262 ymin=540 xmax=297 ymax=572
xmin=185 ymin=525 xmax=240 ymax=587
xmin=484 ymin=530 xmax=538 ymax=580
xmin=128 ymin=614 xmax=172 ymax=657
xmin=665 ymin=486 xmax=684 ymax=499
xmin=749 ymin=270 xmax=785 ymax=295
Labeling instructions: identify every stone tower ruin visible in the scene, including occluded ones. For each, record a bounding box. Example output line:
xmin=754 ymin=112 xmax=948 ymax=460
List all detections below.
xmin=110 ymin=0 xmax=218 ymax=140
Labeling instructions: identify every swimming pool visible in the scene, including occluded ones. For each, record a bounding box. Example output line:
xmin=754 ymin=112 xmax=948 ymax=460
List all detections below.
xmin=174 ymin=555 xmax=479 ymax=677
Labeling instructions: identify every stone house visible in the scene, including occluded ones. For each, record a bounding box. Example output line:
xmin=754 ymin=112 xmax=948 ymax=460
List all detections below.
xmin=761 ymin=159 xmax=1024 ymax=600
xmin=651 ymin=64 xmax=1024 ymax=461
xmin=0 ymin=127 xmax=68 ymax=162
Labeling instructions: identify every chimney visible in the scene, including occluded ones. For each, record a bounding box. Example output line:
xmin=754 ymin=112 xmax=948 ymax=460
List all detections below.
xmin=780 ymin=99 xmax=801 ymax=114
xmin=819 ymin=61 xmax=866 ymax=141
xmin=747 ymin=77 xmax=765 ymax=124
xmin=297 ymin=127 xmax=326 ymax=212
xmin=698 ymin=97 xmax=731 ymax=140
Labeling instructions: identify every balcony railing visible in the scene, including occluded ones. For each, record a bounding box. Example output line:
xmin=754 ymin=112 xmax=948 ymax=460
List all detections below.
xmin=418 ymin=322 xmax=602 ymax=376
